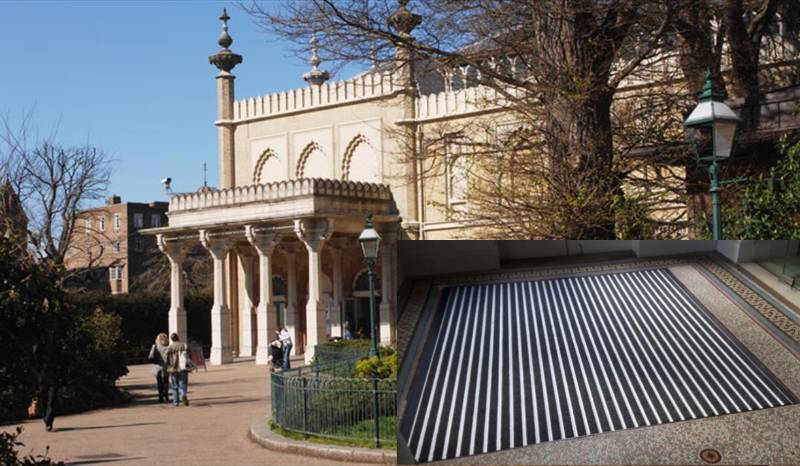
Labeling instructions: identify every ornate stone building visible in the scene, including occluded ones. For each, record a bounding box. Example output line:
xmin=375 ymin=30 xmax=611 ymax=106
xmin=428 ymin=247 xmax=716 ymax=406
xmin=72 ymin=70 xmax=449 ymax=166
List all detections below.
xmin=144 ymin=9 xmax=404 ymax=365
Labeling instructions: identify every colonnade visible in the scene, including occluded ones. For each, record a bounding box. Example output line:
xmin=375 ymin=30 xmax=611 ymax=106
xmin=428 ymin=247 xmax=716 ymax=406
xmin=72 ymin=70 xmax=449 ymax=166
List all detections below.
xmin=157 ymin=218 xmax=397 ymax=365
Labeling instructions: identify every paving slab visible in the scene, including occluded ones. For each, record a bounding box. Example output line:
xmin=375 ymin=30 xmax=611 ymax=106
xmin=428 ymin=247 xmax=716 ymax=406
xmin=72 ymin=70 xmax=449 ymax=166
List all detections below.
xmin=2 ymin=360 xmax=370 ymax=465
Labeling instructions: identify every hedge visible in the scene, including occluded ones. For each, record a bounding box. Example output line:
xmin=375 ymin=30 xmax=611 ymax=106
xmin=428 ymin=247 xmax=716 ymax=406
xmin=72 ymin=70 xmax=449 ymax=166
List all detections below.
xmin=67 ymin=291 xmax=212 ymax=361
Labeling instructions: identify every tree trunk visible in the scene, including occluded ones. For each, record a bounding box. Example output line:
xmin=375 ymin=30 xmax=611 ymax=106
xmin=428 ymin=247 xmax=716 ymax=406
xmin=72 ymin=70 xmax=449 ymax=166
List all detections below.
xmin=534 ymin=4 xmax=619 ymax=239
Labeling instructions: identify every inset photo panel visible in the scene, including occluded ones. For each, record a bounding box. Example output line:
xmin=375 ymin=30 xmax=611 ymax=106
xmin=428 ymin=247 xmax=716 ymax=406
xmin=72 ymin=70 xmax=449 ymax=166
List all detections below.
xmin=397 ymin=240 xmax=800 ymax=465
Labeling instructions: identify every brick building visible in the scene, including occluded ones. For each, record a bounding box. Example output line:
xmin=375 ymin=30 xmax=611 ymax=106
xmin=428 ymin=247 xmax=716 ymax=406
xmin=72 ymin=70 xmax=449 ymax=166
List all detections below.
xmin=64 ymin=195 xmax=168 ymax=293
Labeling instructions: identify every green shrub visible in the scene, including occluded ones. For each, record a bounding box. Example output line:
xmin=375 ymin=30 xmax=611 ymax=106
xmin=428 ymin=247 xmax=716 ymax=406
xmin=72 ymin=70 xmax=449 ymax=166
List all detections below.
xmin=0 ymin=235 xmax=128 ymax=423
xmin=0 ymin=426 xmax=64 ymax=466
xmin=67 ymin=290 xmax=212 ymax=360
xmin=352 ymin=353 xmax=397 ymax=379
xmin=706 ymin=133 xmax=800 ymax=239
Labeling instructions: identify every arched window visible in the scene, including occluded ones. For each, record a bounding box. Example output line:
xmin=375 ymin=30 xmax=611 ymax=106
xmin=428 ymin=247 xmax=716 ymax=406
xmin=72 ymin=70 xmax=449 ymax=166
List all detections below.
xmin=352 ymin=268 xmax=380 ymax=297
xmin=341 ymin=134 xmax=380 ymax=183
xmin=445 ymin=134 xmax=468 ymax=207
xmin=296 ymin=141 xmax=330 ymax=179
xmin=253 ymin=149 xmax=283 ymax=184
xmin=272 ymin=275 xmax=288 ymax=329
xmin=272 ymin=276 xmax=287 ymax=297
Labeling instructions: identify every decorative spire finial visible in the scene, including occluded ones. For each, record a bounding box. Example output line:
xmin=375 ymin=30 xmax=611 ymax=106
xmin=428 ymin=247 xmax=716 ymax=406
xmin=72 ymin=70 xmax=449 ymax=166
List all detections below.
xmin=370 ymin=43 xmax=378 ymax=68
xmin=218 ymin=8 xmax=233 ymax=49
xmin=209 ymin=8 xmax=242 ymax=73
xmin=303 ymin=33 xmax=330 ymax=86
xmin=388 ymin=0 xmax=422 ymax=37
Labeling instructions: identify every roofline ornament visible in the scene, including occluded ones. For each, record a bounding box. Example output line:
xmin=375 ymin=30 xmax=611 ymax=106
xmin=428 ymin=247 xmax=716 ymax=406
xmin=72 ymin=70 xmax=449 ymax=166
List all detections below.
xmin=303 ymin=33 xmax=331 ymax=86
xmin=209 ymin=8 xmax=243 ymax=73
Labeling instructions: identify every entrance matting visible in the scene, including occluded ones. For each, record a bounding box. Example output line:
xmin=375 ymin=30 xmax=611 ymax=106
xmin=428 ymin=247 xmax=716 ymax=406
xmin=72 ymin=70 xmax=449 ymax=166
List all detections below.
xmin=401 ymin=268 xmax=797 ymax=463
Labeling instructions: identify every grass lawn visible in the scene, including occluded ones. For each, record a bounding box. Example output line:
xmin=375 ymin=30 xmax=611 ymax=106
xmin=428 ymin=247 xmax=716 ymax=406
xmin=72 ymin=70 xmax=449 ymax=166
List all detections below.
xmin=269 ymin=416 xmax=397 ymax=450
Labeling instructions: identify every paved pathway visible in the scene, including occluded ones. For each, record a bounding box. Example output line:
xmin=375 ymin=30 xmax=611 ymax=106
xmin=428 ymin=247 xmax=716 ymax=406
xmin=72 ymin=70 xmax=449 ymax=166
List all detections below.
xmin=3 ymin=360 xmax=367 ymax=465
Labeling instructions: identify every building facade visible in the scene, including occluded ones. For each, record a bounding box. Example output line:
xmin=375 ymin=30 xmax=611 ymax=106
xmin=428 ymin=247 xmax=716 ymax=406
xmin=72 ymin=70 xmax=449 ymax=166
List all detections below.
xmin=64 ymin=195 xmax=168 ymax=294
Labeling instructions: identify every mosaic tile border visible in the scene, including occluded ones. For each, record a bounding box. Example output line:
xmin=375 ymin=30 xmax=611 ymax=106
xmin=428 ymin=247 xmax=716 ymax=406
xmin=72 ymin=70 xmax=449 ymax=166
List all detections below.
xmin=695 ymin=256 xmax=800 ymax=345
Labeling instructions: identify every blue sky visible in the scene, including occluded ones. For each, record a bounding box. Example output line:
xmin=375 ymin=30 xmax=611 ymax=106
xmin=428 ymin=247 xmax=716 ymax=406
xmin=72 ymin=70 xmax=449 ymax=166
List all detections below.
xmin=1 ymin=1 xmax=356 ymax=207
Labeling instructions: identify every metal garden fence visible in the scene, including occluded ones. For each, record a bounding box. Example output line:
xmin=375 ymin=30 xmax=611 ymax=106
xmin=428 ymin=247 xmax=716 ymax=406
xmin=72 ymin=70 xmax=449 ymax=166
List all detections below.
xmin=310 ymin=344 xmax=369 ymax=367
xmin=271 ymin=352 xmax=397 ymax=448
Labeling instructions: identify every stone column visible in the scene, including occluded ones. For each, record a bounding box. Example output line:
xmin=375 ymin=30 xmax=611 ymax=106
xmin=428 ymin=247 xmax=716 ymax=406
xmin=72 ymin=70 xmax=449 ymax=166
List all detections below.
xmin=388 ymin=1 xmax=422 ymax=237
xmin=328 ymin=238 xmax=347 ymax=338
xmin=236 ymin=246 xmax=256 ymax=357
xmin=295 ymin=218 xmax=333 ymax=364
xmin=246 ymin=226 xmax=282 ymax=365
xmin=200 ymin=230 xmax=233 ymax=365
xmin=282 ymin=243 xmax=301 ymax=354
xmin=157 ymin=235 xmax=187 ymax=341
xmin=378 ymin=226 xmax=397 ymax=344
xmin=391 ymin=234 xmax=399 ymax=343
xmin=209 ymin=8 xmax=242 ymax=189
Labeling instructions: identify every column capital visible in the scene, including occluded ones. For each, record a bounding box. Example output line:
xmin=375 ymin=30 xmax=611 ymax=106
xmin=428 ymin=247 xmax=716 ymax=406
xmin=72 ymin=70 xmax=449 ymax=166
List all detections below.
xmin=157 ymin=234 xmax=186 ymax=263
xmin=245 ymin=225 xmax=282 ymax=256
xmin=376 ymin=222 xmax=400 ymax=244
xmin=294 ymin=218 xmax=333 ymax=253
xmin=200 ymin=230 xmax=231 ymax=260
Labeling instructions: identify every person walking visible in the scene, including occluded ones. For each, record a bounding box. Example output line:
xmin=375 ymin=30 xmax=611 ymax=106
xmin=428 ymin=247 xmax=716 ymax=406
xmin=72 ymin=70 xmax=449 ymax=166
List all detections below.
xmin=269 ymin=330 xmax=283 ymax=373
xmin=165 ymin=333 xmax=191 ymax=406
xmin=38 ymin=383 xmax=57 ymax=432
xmin=148 ymin=333 xmax=170 ymax=403
xmin=279 ymin=327 xmax=293 ymax=370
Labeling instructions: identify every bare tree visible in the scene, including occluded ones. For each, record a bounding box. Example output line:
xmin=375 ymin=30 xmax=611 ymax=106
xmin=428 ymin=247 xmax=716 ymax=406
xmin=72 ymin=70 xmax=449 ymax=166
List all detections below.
xmin=244 ymin=0 xmax=680 ymax=238
xmin=0 ymin=112 xmax=114 ymax=266
xmin=244 ymin=0 xmax=799 ymax=238
xmin=131 ymin=246 xmax=212 ymax=294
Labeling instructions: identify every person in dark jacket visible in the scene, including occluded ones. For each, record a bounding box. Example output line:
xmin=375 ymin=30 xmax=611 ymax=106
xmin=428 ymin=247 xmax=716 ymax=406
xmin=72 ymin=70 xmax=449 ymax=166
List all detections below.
xmin=39 ymin=384 xmax=57 ymax=432
xmin=148 ymin=333 xmax=170 ymax=403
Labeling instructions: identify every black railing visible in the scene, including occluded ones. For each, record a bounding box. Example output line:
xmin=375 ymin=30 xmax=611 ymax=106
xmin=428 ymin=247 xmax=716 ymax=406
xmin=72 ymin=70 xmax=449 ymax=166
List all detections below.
xmin=270 ymin=352 xmax=397 ymax=448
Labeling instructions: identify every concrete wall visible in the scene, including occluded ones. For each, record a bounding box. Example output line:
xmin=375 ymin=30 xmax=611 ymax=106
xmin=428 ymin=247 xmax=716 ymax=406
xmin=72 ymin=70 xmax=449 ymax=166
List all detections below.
xmin=496 ymin=240 xmax=633 ymax=261
xmin=399 ymin=240 xmax=500 ymax=277
xmin=632 ymin=240 xmax=716 ymax=258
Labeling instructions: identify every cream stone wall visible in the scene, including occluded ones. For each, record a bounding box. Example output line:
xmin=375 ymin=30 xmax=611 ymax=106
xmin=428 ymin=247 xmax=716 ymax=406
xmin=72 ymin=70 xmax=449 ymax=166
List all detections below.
xmin=231 ymin=94 xmax=411 ymax=222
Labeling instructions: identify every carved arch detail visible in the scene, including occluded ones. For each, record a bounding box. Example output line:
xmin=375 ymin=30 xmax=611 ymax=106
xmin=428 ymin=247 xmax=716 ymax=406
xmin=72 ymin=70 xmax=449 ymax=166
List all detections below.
xmin=340 ymin=134 xmax=369 ymax=181
xmin=295 ymin=141 xmax=322 ymax=178
xmin=253 ymin=148 xmax=278 ymax=184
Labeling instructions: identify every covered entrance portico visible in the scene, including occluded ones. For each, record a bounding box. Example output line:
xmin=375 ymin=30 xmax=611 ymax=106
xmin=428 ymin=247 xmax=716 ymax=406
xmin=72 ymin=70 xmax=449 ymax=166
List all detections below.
xmin=146 ymin=178 xmax=400 ymax=365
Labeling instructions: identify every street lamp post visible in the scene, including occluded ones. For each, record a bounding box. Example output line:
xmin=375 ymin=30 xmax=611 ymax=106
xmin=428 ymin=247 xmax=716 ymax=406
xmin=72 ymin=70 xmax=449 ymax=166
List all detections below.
xmin=684 ymin=69 xmax=740 ymax=240
xmin=358 ymin=213 xmax=381 ymax=358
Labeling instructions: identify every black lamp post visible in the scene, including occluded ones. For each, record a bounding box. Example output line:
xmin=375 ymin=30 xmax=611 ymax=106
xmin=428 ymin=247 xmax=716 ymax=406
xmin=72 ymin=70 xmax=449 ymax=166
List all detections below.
xmin=358 ymin=212 xmax=381 ymax=358
xmin=684 ymin=69 xmax=740 ymax=240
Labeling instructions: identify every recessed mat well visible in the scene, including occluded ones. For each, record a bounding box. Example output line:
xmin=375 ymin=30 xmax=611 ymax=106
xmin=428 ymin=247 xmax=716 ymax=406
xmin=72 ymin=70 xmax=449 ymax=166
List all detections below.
xmin=401 ymin=268 xmax=797 ymax=463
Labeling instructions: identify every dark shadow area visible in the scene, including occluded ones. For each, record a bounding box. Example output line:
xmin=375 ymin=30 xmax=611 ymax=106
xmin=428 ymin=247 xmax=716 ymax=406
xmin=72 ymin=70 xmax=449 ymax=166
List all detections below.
xmin=56 ymin=422 xmax=164 ymax=432
xmin=188 ymin=396 xmax=262 ymax=407
xmin=67 ymin=456 xmax=146 ymax=465
xmin=117 ymin=383 xmax=156 ymax=391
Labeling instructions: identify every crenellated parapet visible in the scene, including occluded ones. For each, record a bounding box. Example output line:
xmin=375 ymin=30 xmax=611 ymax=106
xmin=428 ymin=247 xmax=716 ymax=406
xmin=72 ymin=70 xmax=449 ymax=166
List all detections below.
xmin=233 ymin=71 xmax=398 ymax=122
xmin=169 ymin=178 xmax=395 ymax=212
xmin=415 ymin=85 xmax=517 ymax=121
